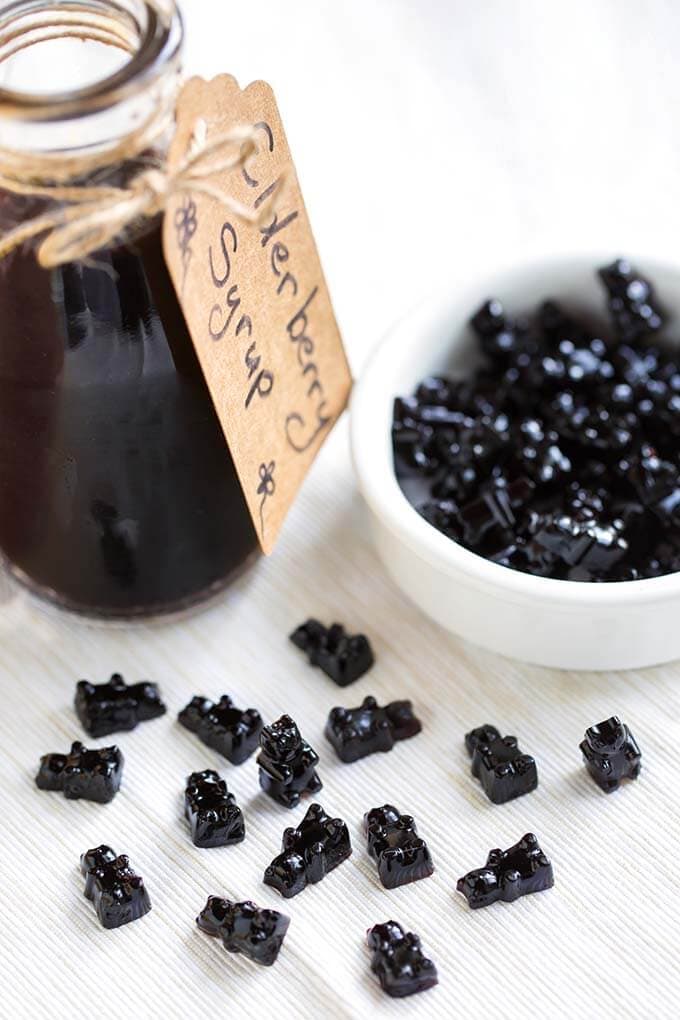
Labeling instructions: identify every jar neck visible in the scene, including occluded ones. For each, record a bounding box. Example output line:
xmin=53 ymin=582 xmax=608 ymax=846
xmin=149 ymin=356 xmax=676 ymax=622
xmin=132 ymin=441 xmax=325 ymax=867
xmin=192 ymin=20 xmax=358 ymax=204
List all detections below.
xmin=0 ymin=1 xmax=183 ymax=175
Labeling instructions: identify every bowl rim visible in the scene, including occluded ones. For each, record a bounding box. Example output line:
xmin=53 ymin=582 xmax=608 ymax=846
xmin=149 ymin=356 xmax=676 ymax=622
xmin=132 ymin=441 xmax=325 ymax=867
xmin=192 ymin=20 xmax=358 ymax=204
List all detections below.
xmin=351 ymin=251 xmax=680 ymax=608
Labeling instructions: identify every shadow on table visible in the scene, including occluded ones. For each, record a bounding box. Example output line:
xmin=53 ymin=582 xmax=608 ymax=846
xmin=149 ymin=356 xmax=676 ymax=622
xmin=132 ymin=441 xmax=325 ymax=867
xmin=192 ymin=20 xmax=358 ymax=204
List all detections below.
xmin=184 ymin=925 xmax=265 ymax=989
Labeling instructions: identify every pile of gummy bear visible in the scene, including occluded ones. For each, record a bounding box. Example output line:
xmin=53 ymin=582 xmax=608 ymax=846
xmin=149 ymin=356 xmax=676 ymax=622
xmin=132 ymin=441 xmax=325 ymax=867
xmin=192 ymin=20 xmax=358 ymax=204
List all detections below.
xmin=35 ymin=620 xmax=643 ymax=999
xmin=393 ymin=259 xmax=680 ymax=581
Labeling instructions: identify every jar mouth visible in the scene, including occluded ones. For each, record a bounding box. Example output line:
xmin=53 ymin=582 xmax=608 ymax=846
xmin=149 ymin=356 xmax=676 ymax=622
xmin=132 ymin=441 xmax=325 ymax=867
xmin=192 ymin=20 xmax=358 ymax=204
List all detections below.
xmin=0 ymin=0 xmax=183 ymax=122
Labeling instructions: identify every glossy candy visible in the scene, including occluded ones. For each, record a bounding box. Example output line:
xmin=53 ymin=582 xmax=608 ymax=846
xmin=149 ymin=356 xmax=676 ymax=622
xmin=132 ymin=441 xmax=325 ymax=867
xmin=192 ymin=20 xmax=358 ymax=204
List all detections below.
xmin=264 ymin=803 xmax=352 ymax=898
xmin=325 ymin=695 xmax=422 ymax=763
xmin=290 ymin=619 xmax=374 ymax=686
xmin=184 ymin=770 xmax=245 ymax=848
xmin=197 ymin=896 xmax=290 ymax=966
xmin=580 ymin=716 xmax=642 ymax=792
xmin=599 ymin=259 xmax=664 ymax=342
xmin=81 ymin=845 xmax=151 ymax=928
xmin=36 ymin=741 xmax=123 ymax=803
xmin=456 ymin=832 xmax=554 ymax=909
xmin=75 ymin=673 xmax=166 ymax=737
xmin=459 ymin=476 xmax=534 ymax=545
xmin=367 ymin=921 xmax=438 ymax=998
xmin=257 ymin=714 xmax=322 ymax=808
xmin=178 ymin=695 xmax=262 ymax=764
xmin=364 ymin=805 xmax=433 ymax=889
xmin=528 ymin=510 xmax=630 ymax=576
xmin=465 ymin=724 xmax=538 ymax=804
xmin=393 ymin=260 xmax=680 ymax=581
xmin=470 ymin=298 xmax=532 ymax=362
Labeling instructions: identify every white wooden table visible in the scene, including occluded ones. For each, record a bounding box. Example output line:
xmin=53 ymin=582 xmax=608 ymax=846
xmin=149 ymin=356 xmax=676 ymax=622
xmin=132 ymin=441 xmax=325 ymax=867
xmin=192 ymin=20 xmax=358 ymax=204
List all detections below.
xmin=2 ymin=2 xmax=680 ymax=1017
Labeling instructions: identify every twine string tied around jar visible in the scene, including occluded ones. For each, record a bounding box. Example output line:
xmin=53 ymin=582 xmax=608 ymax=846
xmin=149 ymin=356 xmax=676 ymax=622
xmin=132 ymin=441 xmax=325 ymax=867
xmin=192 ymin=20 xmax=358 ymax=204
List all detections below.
xmin=0 ymin=0 xmax=278 ymax=268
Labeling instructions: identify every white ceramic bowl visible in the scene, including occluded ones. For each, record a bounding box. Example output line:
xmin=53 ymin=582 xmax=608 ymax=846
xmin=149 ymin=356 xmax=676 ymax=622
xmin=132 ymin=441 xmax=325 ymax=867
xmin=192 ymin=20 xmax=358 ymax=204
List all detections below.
xmin=351 ymin=254 xmax=680 ymax=670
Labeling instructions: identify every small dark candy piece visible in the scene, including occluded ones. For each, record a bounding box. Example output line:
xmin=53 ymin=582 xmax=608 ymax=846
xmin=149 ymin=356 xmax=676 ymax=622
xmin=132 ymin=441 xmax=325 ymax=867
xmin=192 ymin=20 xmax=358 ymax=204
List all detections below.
xmin=290 ymin=619 xmax=374 ymax=686
xmin=470 ymin=297 xmax=532 ymax=362
xmin=599 ymin=258 xmax=664 ymax=342
xmin=580 ymin=716 xmax=641 ymax=792
xmin=257 ymin=714 xmax=322 ymax=808
xmin=178 ymin=695 xmax=263 ymax=764
xmin=81 ymin=845 xmax=151 ymax=929
xmin=197 ymin=896 xmax=289 ymax=967
xmin=459 ymin=476 xmax=534 ymax=545
xmin=530 ymin=510 xmax=630 ymax=575
xmin=325 ymin=695 xmax=422 ymax=764
xmin=36 ymin=741 xmax=123 ymax=803
xmin=465 ymin=724 xmax=538 ymax=804
xmin=367 ymin=921 xmax=438 ymax=998
xmin=456 ymin=832 xmax=553 ymax=909
xmin=184 ymin=770 xmax=245 ymax=848
xmin=75 ymin=673 xmax=166 ymax=738
xmin=364 ymin=805 xmax=433 ymax=889
xmin=264 ymin=802 xmax=352 ymax=898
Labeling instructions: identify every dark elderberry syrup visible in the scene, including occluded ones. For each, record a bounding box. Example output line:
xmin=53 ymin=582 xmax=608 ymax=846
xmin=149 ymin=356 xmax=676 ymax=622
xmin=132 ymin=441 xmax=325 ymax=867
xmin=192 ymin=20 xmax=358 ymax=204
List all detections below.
xmin=0 ymin=215 xmax=259 ymax=617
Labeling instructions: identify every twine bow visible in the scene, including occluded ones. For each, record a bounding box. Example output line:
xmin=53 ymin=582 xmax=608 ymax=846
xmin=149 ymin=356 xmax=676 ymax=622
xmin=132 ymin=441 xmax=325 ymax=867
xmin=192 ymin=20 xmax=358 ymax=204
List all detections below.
xmin=0 ymin=124 xmax=267 ymax=268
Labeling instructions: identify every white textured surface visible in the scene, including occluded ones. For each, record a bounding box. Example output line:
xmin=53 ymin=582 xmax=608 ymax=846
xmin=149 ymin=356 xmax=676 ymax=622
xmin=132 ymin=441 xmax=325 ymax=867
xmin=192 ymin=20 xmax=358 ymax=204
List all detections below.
xmin=2 ymin=2 xmax=680 ymax=1018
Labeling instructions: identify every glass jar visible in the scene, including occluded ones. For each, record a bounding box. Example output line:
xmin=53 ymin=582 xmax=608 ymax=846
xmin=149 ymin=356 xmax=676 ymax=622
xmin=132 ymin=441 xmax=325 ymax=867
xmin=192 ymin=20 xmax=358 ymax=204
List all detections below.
xmin=0 ymin=0 xmax=260 ymax=619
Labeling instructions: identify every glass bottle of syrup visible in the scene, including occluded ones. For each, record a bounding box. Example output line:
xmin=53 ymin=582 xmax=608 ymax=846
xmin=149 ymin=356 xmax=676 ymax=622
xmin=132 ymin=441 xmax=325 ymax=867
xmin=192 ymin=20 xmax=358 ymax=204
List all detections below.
xmin=0 ymin=1 xmax=259 ymax=618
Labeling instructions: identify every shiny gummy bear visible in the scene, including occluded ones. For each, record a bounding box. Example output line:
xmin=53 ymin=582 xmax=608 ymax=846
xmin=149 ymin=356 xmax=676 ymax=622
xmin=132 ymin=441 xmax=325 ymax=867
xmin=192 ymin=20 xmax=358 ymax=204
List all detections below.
xmin=36 ymin=741 xmax=123 ymax=803
xmin=257 ymin=714 xmax=323 ymax=808
xmin=178 ymin=695 xmax=263 ymax=764
xmin=367 ymin=921 xmax=438 ymax=998
xmin=598 ymin=259 xmax=664 ymax=342
xmin=364 ymin=805 xmax=434 ymax=889
xmin=325 ymin=696 xmax=422 ymax=763
xmin=184 ymin=770 xmax=245 ymax=848
xmin=290 ymin=619 xmax=375 ymax=686
xmin=197 ymin=896 xmax=290 ymax=966
xmin=75 ymin=673 xmax=166 ymax=738
xmin=580 ymin=716 xmax=642 ymax=792
xmin=264 ymin=803 xmax=352 ymax=898
xmin=465 ymin=724 xmax=538 ymax=804
xmin=81 ymin=845 xmax=151 ymax=929
xmin=456 ymin=832 xmax=554 ymax=909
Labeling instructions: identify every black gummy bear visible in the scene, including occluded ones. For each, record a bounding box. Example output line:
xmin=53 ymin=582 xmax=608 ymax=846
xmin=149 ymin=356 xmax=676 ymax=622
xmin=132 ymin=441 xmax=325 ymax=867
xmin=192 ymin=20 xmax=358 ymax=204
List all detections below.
xmin=75 ymin=673 xmax=166 ymax=738
xmin=364 ymin=805 xmax=434 ymax=889
xmin=184 ymin=770 xmax=245 ymax=848
xmin=197 ymin=896 xmax=290 ymax=967
xmin=470 ymin=297 xmax=532 ymax=362
xmin=598 ymin=258 xmax=664 ymax=342
xmin=178 ymin=695 xmax=263 ymax=765
xmin=459 ymin=476 xmax=535 ymax=545
xmin=263 ymin=802 xmax=352 ymax=898
xmin=81 ymin=845 xmax=151 ymax=929
xmin=456 ymin=832 xmax=554 ymax=909
xmin=367 ymin=921 xmax=438 ymax=998
xmin=36 ymin=741 xmax=123 ymax=803
xmin=465 ymin=724 xmax=538 ymax=804
xmin=257 ymin=714 xmax=322 ymax=808
xmin=290 ymin=618 xmax=374 ymax=686
xmin=580 ymin=716 xmax=641 ymax=792
xmin=325 ymin=696 xmax=422 ymax=763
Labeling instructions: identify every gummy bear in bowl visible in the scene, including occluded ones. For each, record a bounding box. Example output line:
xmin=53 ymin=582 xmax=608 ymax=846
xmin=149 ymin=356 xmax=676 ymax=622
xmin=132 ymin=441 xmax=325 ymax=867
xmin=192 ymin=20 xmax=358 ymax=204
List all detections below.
xmin=351 ymin=255 xmax=680 ymax=669
xmin=394 ymin=259 xmax=680 ymax=584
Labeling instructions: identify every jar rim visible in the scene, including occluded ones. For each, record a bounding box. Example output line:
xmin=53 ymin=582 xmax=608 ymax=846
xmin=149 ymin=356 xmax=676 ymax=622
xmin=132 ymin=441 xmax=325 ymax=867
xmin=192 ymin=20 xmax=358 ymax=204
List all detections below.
xmin=0 ymin=0 xmax=183 ymax=122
